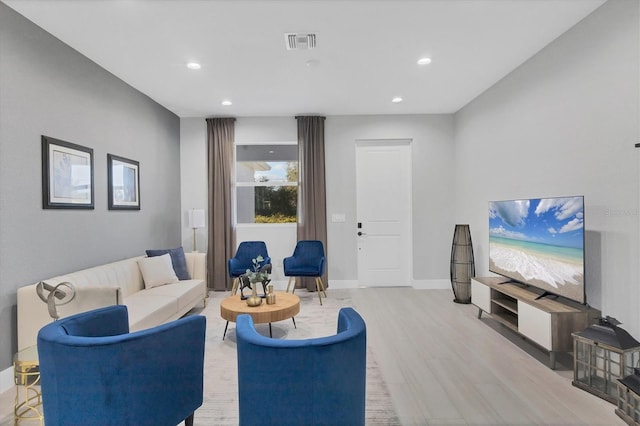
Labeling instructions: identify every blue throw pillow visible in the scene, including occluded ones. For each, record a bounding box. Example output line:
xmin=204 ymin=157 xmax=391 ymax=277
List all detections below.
xmin=145 ymin=247 xmax=190 ymax=280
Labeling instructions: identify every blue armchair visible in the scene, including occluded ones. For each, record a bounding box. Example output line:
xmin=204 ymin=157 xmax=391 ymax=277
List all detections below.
xmin=236 ymin=307 xmax=367 ymax=426
xmin=37 ymin=305 xmax=206 ymax=426
xmin=228 ymin=241 xmax=272 ymax=294
xmin=284 ymin=239 xmax=327 ymax=304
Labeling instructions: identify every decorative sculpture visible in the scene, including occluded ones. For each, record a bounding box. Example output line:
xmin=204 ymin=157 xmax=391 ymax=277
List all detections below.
xmin=240 ymin=263 xmax=272 ymax=300
xmin=36 ymin=281 xmax=76 ymax=319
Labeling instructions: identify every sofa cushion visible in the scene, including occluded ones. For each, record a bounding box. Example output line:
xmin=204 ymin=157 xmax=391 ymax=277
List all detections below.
xmin=124 ymin=293 xmax=179 ymax=332
xmin=138 ymin=254 xmax=179 ymax=289
xmin=146 ymin=247 xmax=190 ymax=280
xmin=145 ymin=280 xmax=206 ymax=312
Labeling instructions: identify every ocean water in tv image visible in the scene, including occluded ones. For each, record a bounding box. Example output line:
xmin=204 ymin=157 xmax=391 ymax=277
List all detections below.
xmin=489 ymin=196 xmax=585 ymax=303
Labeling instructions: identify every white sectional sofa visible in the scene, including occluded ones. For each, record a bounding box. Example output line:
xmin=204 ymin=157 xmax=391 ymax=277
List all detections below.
xmin=17 ymin=251 xmax=208 ymax=350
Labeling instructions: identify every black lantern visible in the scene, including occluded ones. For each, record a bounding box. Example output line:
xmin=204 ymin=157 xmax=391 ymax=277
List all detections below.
xmin=617 ymin=368 xmax=640 ymax=425
xmin=572 ymin=316 xmax=640 ymax=404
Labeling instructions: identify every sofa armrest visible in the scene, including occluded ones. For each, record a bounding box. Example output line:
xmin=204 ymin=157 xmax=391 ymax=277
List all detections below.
xmin=185 ymin=252 xmax=207 ymax=282
xmin=18 ymin=284 xmax=120 ymax=351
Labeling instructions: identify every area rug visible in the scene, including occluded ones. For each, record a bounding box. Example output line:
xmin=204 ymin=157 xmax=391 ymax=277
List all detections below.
xmin=193 ymin=289 xmax=400 ymax=425
xmin=0 ymin=289 xmax=400 ymax=426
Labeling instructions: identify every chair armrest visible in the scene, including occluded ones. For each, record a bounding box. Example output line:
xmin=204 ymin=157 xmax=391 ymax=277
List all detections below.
xmin=236 ymin=309 xmax=366 ymax=425
xmin=38 ymin=313 xmax=206 ymax=426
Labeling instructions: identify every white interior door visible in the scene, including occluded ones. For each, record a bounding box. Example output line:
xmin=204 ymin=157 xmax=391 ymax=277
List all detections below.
xmin=356 ymin=140 xmax=412 ymax=286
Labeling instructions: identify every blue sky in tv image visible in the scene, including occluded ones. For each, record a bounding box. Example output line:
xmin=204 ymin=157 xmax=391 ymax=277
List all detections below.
xmin=489 ymin=196 xmax=584 ymax=250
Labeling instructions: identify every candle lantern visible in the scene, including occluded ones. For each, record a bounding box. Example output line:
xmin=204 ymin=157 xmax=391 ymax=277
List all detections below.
xmin=616 ymin=368 xmax=640 ymax=425
xmin=572 ymin=316 xmax=640 ymax=404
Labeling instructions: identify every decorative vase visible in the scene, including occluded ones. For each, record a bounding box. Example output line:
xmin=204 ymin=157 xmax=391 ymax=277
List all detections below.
xmin=450 ymin=224 xmax=475 ymax=304
xmin=246 ymin=282 xmax=263 ymax=307
xmin=266 ymin=284 xmax=276 ymax=305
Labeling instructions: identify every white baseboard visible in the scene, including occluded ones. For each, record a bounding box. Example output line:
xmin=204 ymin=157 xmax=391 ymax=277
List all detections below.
xmin=0 ymin=365 xmax=13 ymax=394
xmin=327 ymin=280 xmax=360 ymax=289
xmin=412 ymin=278 xmax=451 ymax=290
xmin=272 ymin=278 xmax=450 ymax=291
xmin=269 ymin=279 xmax=361 ymax=291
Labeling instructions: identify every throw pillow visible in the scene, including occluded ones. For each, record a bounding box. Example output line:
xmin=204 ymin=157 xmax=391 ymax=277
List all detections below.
xmin=138 ymin=254 xmax=179 ymax=289
xmin=145 ymin=247 xmax=190 ymax=280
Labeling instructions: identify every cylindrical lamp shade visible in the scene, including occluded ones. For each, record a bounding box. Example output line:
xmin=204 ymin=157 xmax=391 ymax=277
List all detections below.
xmin=450 ymin=224 xmax=475 ymax=304
xmin=189 ymin=209 xmax=206 ymax=229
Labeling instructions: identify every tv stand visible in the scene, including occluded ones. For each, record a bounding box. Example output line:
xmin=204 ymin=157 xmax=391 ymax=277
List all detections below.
xmin=535 ymin=291 xmax=558 ymax=300
xmin=471 ymin=277 xmax=598 ymax=369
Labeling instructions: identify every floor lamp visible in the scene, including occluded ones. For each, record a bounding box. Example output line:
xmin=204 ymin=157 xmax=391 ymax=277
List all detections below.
xmin=188 ymin=209 xmax=206 ymax=252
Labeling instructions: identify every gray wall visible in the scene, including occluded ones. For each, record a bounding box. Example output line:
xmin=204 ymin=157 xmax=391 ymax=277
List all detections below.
xmin=454 ymin=0 xmax=640 ymax=335
xmin=0 ymin=4 xmax=182 ymax=369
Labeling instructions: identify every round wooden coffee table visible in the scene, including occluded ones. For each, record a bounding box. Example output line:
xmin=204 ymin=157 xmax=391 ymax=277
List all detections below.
xmin=220 ymin=292 xmax=300 ymax=339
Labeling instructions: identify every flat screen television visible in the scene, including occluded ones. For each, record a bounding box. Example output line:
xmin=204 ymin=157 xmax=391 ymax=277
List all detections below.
xmin=488 ymin=195 xmax=585 ymax=304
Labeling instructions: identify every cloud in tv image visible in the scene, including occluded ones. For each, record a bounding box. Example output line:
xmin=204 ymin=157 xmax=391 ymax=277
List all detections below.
xmin=489 ymin=196 xmax=584 ymax=302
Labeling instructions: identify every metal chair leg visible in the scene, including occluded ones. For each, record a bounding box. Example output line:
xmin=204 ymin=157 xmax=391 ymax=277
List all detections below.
xmin=231 ymin=278 xmax=239 ymax=295
xmin=317 ymin=277 xmax=327 ymax=298
xmin=315 ymin=277 xmax=324 ymax=305
xmin=286 ymin=276 xmax=295 ymax=293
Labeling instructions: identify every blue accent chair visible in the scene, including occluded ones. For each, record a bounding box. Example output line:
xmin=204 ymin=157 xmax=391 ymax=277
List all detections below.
xmin=228 ymin=241 xmax=272 ymax=294
xmin=236 ymin=307 xmax=366 ymax=426
xmin=284 ymin=239 xmax=327 ymax=304
xmin=37 ymin=305 xmax=206 ymax=426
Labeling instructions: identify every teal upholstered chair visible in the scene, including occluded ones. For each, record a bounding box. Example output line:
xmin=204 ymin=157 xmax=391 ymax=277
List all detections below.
xmin=37 ymin=305 xmax=206 ymax=426
xmin=236 ymin=307 xmax=367 ymax=425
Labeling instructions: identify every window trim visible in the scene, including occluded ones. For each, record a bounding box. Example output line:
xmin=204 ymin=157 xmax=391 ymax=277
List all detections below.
xmin=234 ymin=141 xmax=298 ymax=225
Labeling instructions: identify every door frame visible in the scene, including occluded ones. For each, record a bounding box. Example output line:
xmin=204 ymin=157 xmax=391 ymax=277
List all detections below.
xmin=355 ymin=138 xmax=413 ymax=286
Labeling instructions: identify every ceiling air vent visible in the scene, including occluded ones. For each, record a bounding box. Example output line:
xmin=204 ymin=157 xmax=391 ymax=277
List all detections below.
xmin=285 ymin=33 xmax=316 ymax=50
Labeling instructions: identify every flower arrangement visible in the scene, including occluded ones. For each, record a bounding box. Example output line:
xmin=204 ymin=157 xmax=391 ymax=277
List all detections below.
xmin=246 ymin=255 xmax=269 ymax=283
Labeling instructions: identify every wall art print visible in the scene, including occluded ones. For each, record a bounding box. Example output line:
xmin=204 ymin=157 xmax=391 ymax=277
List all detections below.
xmin=107 ymin=154 xmax=140 ymax=210
xmin=42 ymin=135 xmax=94 ymax=209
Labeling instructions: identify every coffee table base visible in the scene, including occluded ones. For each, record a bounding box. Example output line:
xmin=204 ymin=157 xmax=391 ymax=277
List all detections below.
xmin=223 ymin=316 xmax=296 ymax=339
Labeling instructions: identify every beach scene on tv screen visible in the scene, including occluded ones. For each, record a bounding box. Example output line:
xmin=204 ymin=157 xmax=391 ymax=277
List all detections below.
xmin=489 ymin=196 xmax=584 ymax=302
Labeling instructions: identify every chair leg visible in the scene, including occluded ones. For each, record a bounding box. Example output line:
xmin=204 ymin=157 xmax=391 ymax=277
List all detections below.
xmin=185 ymin=412 xmax=194 ymax=426
xmin=286 ymin=276 xmax=295 ymax=293
xmin=231 ymin=278 xmax=239 ymax=295
xmin=315 ymin=277 xmax=324 ymax=306
xmin=317 ymin=277 xmax=327 ymax=298
xmin=315 ymin=277 xmax=327 ymax=305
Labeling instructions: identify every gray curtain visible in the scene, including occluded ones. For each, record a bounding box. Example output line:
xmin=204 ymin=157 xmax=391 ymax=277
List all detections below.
xmin=295 ymin=116 xmax=328 ymax=291
xmin=206 ymin=118 xmax=236 ymax=291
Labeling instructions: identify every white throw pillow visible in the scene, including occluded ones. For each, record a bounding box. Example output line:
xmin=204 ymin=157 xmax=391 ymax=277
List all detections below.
xmin=138 ymin=254 xmax=179 ymax=289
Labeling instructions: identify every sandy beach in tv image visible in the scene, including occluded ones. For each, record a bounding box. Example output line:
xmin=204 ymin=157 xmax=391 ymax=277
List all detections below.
xmin=489 ymin=196 xmax=584 ymax=302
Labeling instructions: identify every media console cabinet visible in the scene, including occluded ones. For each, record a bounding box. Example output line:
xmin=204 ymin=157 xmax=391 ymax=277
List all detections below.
xmin=471 ymin=277 xmax=598 ymax=369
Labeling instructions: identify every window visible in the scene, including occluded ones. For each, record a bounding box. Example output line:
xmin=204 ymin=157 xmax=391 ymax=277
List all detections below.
xmin=236 ymin=143 xmax=298 ymax=224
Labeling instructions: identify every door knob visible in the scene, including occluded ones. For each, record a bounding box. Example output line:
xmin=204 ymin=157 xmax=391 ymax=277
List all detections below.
xmin=357 ymin=231 xmax=366 ymax=236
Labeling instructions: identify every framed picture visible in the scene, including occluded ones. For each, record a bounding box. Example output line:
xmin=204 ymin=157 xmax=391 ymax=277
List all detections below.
xmin=42 ymin=136 xmax=94 ymax=209
xmin=107 ymin=154 xmax=140 ymax=210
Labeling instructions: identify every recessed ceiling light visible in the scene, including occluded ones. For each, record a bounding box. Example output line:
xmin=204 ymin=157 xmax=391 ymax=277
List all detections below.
xmin=268 ymin=150 xmax=275 ymax=154
xmin=186 ymin=62 xmax=201 ymax=70
xmin=221 ymin=100 xmax=232 ymax=106
xmin=417 ymin=57 xmax=432 ymax=65
xmin=392 ymin=97 xmax=403 ymax=103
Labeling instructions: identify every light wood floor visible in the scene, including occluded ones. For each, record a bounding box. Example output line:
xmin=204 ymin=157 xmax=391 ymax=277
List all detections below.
xmin=0 ymin=288 xmax=622 ymax=425
xmin=348 ymin=287 xmax=621 ymax=426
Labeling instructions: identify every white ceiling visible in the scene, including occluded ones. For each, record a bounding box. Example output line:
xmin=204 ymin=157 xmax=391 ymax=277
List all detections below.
xmin=3 ymin=0 xmax=606 ymax=117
